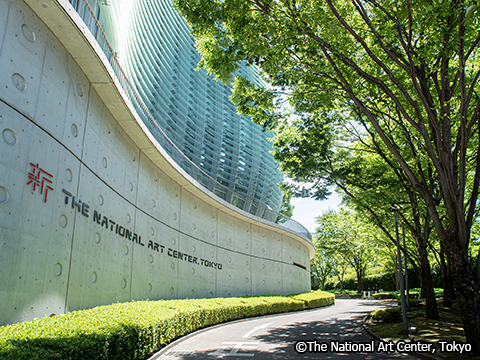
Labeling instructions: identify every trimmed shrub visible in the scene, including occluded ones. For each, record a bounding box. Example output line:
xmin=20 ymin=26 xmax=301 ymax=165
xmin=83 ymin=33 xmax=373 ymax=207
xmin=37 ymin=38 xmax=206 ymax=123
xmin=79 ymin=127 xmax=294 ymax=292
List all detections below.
xmin=370 ymin=308 xmax=401 ymax=323
xmin=0 ymin=291 xmax=333 ymax=360
xmin=372 ymin=292 xmax=396 ymax=300
xmin=290 ymin=290 xmax=335 ymax=309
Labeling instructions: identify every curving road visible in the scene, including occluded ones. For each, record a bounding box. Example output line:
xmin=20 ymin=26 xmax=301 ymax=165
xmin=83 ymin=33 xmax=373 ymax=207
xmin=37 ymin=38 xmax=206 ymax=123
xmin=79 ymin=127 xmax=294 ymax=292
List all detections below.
xmin=148 ymin=299 xmax=420 ymax=360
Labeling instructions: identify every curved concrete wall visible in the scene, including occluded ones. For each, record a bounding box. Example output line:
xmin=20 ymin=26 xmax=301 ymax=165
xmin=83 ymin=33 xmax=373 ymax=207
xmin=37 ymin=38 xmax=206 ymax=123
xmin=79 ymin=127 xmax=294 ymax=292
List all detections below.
xmin=0 ymin=0 xmax=313 ymax=325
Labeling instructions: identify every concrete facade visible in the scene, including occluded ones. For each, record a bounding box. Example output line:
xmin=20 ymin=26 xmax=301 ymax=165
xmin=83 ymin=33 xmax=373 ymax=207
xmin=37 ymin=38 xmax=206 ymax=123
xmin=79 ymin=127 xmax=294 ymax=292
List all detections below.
xmin=0 ymin=0 xmax=314 ymax=326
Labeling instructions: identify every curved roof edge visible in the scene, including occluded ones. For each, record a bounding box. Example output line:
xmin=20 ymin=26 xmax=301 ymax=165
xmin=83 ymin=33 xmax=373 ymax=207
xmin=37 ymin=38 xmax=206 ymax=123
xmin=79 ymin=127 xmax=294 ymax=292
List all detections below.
xmin=24 ymin=0 xmax=315 ymax=259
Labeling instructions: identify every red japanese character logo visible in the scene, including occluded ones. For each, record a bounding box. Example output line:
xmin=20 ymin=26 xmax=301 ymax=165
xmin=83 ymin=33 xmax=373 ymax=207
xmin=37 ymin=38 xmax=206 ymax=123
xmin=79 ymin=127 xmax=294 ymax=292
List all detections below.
xmin=27 ymin=163 xmax=54 ymax=203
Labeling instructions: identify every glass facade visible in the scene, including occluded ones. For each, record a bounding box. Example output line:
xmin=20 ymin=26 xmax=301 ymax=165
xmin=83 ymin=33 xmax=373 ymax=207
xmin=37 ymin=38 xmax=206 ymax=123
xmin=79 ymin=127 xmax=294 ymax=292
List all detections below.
xmin=92 ymin=0 xmax=284 ymax=214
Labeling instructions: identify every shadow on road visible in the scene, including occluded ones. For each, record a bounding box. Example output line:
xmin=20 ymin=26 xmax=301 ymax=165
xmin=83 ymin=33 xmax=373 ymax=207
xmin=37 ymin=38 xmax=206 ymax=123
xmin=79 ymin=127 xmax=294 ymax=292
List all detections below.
xmin=157 ymin=300 xmax=408 ymax=360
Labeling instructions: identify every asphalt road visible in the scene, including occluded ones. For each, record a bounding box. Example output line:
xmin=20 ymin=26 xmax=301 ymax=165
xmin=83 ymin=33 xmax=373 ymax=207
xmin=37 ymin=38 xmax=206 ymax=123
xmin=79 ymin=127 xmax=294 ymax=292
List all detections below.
xmin=148 ymin=299 xmax=421 ymax=360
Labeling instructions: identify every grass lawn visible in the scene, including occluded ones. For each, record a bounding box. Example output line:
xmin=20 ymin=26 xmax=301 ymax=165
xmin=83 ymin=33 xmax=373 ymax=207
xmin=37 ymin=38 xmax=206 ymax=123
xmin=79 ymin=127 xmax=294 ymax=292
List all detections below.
xmin=367 ymin=298 xmax=479 ymax=360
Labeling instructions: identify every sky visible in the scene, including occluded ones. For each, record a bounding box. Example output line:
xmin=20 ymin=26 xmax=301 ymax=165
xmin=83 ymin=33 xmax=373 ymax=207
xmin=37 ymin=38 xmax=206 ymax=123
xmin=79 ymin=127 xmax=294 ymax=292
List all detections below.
xmin=290 ymin=192 xmax=342 ymax=234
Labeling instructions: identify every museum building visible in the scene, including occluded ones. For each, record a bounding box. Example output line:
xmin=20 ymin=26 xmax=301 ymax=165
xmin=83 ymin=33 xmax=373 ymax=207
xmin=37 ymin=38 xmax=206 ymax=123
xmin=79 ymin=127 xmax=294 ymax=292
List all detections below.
xmin=0 ymin=0 xmax=314 ymax=325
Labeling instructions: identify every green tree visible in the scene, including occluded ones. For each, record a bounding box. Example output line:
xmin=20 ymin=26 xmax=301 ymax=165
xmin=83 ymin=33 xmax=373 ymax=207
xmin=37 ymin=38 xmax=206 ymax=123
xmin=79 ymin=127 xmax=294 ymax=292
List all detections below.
xmin=273 ymin=119 xmax=441 ymax=318
xmin=175 ymin=0 xmax=480 ymax=349
xmin=310 ymin=250 xmax=334 ymax=291
xmin=315 ymin=209 xmax=376 ymax=294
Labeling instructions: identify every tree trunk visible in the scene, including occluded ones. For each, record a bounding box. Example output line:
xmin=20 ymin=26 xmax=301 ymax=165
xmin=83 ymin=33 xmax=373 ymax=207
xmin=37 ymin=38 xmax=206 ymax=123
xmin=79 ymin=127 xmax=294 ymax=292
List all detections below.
xmin=357 ymin=267 xmax=363 ymax=294
xmin=443 ymin=260 xmax=455 ymax=308
xmin=440 ymin=238 xmax=454 ymax=307
xmin=446 ymin=235 xmax=480 ymax=355
xmin=418 ymin=245 xmax=439 ymax=319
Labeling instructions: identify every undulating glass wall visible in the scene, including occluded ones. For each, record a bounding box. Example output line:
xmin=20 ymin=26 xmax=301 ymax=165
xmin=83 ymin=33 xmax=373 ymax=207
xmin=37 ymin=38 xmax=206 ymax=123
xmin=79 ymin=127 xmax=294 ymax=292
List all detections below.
xmin=94 ymin=0 xmax=283 ymax=213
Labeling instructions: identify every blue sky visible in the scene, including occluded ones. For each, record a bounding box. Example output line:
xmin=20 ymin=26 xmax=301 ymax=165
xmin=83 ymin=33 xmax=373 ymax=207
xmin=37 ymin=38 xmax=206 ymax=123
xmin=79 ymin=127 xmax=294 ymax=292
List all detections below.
xmin=290 ymin=192 xmax=342 ymax=234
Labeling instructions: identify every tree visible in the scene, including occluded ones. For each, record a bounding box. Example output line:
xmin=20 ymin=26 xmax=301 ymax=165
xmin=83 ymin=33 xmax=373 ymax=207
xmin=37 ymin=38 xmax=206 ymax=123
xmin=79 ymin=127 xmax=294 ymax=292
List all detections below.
xmin=310 ymin=250 xmax=334 ymax=291
xmin=269 ymin=111 xmax=442 ymax=318
xmin=315 ymin=209 xmax=376 ymax=294
xmin=174 ymin=0 xmax=480 ymax=350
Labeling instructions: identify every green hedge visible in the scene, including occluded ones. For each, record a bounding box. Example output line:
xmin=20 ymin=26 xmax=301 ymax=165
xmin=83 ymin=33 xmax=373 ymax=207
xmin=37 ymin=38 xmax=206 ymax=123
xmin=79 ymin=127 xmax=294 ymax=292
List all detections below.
xmin=372 ymin=292 xmax=396 ymax=300
xmin=0 ymin=290 xmax=334 ymax=360
xmin=291 ymin=290 xmax=335 ymax=309
xmin=370 ymin=308 xmax=401 ymax=323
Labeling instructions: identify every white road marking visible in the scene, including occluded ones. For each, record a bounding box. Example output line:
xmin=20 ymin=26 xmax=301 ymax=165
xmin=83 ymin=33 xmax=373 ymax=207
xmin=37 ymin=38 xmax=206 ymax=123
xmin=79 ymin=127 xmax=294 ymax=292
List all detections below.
xmin=208 ymin=341 xmax=259 ymax=357
xmin=242 ymin=322 xmax=274 ymax=338
xmin=163 ymin=350 xmax=193 ymax=357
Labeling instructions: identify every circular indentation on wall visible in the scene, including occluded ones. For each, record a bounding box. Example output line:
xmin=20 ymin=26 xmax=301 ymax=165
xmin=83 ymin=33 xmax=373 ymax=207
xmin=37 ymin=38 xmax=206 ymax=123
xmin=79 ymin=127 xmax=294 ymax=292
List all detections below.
xmin=149 ymin=255 xmax=154 ymax=263
xmin=152 ymin=199 xmax=156 ymax=208
xmin=245 ymin=277 xmax=249 ymax=283
xmin=98 ymin=195 xmax=104 ymax=206
xmin=228 ymin=256 xmax=232 ymax=263
xmin=210 ymin=251 xmax=214 ymax=258
xmin=125 ymin=246 xmax=129 ymax=255
xmin=290 ymin=269 xmax=292 ymax=274
xmin=228 ymin=275 xmax=232 ymax=281
xmin=262 ymin=263 xmax=265 ymax=269
xmin=172 ymin=237 xmax=176 ymax=245
xmin=2 ymin=129 xmax=17 ymax=146
xmin=191 ymin=289 xmax=195 ymax=295
xmin=91 ymin=272 xmax=97 ymax=283
xmin=170 ymin=287 xmax=175 ymax=294
xmin=132 ymin=152 xmax=136 ymax=162
xmin=277 ymin=266 xmax=280 ymax=272
xmin=245 ymin=260 xmax=249 ymax=266
xmin=129 ymin=182 xmax=134 ymax=191
xmin=175 ymin=193 xmax=178 ymax=198
xmin=0 ymin=186 xmax=9 ymax=204
xmin=262 ymin=279 xmax=266 ymax=285
xmin=76 ymin=83 xmax=84 ymax=97
xmin=171 ymin=262 xmax=175 ymax=270
xmin=211 ymin=231 xmax=215 ymax=238
xmin=12 ymin=73 xmax=26 ymax=91
xmin=228 ymin=292 xmax=232 ymax=297
xmin=102 ymin=157 xmax=107 ymax=168
xmin=278 ymin=281 xmax=281 ymax=286
xmin=191 ymin=267 xmax=195 ymax=275
xmin=94 ymin=232 xmax=101 ymax=244
xmin=126 ymin=214 xmax=131 ymax=223
xmin=193 ymin=204 xmax=197 ymax=209
xmin=150 ymin=227 xmax=155 ymax=236
xmin=191 ymin=245 xmax=195 ymax=252
xmin=193 ymin=223 xmax=196 ymax=230
xmin=289 ymin=255 xmax=292 ymax=260
xmin=148 ymin=283 xmax=152 ymax=292
xmin=106 ymin=124 xmax=112 ymax=134
xmin=277 ymin=251 xmax=280 ymax=256
xmin=21 ymin=24 xmax=35 ymax=42
xmin=53 ymin=263 xmax=62 ymax=277
xmin=245 ymin=243 xmax=249 ymax=249
xmin=42 ymin=2 xmax=48 ymax=8
xmin=262 ymin=248 xmax=265 ymax=253
xmin=71 ymin=124 xmax=78 ymax=138
xmin=228 ymin=238 xmax=232 ymax=244
xmin=59 ymin=215 xmax=67 ymax=228
xmin=65 ymin=168 xmax=72 ymax=182
xmin=122 ymin=279 xmax=127 ymax=288
xmin=210 ymin=272 xmax=214 ymax=278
